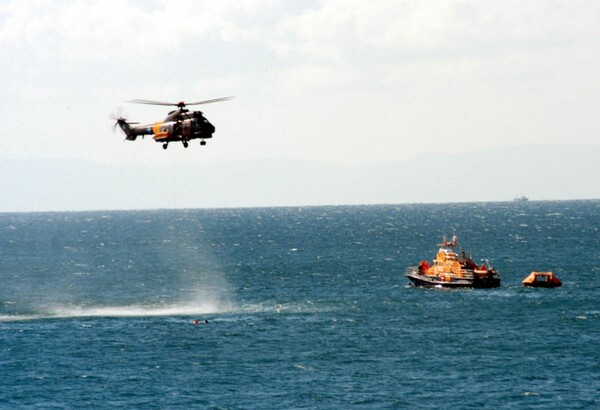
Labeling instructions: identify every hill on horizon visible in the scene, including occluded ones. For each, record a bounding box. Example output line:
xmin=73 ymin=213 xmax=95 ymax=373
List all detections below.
xmin=1 ymin=144 xmax=599 ymax=213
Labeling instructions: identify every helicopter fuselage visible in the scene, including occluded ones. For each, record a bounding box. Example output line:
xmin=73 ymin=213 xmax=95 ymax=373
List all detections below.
xmin=113 ymin=97 xmax=231 ymax=149
xmin=117 ymin=110 xmax=215 ymax=149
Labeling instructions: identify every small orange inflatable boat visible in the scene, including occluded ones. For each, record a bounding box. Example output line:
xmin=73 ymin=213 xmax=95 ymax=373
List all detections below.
xmin=522 ymin=271 xmax=562 ymax=288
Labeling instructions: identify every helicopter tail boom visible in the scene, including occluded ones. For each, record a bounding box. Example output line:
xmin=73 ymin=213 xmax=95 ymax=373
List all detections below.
xmin=115 ymin=119 xmax=138 ymax=141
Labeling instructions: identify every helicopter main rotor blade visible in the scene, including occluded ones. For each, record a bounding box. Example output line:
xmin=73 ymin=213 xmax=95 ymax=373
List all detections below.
xmin=184 ymin=96 xmax=234 ymax=106
xmin=127 ymin=97 xmax=234 ymax=107
xmin=127 ymin=99 xmax=175 ymax=106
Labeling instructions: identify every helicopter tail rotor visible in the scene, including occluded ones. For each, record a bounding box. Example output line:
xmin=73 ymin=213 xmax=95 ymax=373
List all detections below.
xmin=109 ymin=107 xmax=125 ymax=132
xmin=109 ymin=108 xmax=138 ymax=140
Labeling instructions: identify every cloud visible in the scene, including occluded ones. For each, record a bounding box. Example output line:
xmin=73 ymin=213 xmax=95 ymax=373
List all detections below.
xmin=4 ymin=1 xmax=599 ymax=70
xmin=0 ymin=0 xmax=283 ymax=63
xmin=1 ymin=0 xmax=599 ymax=167
xmin=279 ymin=0 xmax=600 ymax=56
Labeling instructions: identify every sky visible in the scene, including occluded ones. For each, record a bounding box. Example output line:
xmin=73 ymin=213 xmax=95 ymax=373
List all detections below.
xmin=1 ymin=1 xmax=600 ymax=210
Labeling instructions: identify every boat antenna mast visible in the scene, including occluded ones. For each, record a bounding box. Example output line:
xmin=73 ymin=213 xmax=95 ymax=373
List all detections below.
xmin=438 ymin=234 xmax=458 ymax=248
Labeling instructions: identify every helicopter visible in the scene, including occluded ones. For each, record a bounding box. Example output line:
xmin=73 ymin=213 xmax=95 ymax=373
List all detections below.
xmin=110 ymin=97 xmax=232 ymax=149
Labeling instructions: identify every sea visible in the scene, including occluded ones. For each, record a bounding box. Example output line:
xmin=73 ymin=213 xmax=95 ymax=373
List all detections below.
xmin=1 ymin=201 xmax=599 ymax=409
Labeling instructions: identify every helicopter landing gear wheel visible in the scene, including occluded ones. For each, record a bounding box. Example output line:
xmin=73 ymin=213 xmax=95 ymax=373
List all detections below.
xmin=183 ymin=141 xmax=189 ymax=148
xmin=162 ymin=143 xmax=168 ymax=150
xmin=200 ymin=140 xmax=206 ymax=146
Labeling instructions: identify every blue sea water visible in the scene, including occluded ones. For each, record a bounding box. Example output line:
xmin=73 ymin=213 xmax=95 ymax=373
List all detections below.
xmin=1 ymin=201 xmax=599 ymax=408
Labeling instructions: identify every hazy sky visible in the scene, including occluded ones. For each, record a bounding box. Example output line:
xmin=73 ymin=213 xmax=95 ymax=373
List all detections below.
xmin=1 ymin=0 xmax=599 ymax=170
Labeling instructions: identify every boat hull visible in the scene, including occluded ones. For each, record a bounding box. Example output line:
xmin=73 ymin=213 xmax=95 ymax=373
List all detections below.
xmin=405 ymin=268 xmax=501 ymax=289
xmin=523 ymin=282 xmax=561 ymax=288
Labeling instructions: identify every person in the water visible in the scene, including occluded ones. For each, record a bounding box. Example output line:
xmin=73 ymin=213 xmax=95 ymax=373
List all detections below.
xmin=193 ymin=319 xmax=209 ymax=325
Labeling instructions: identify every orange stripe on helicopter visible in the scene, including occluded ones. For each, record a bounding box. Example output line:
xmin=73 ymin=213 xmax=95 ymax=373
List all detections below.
xmin=152 ymin=122 xmax=169 ymax=140
xmin=152 ymin=122 xmax=163 ymax=134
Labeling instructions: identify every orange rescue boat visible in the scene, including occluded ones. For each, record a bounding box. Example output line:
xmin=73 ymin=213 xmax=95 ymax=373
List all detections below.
xmin=406 ymin=235 xmax=501 ymax=289
xmin=522 ymin=271 xmax=562 ymax=288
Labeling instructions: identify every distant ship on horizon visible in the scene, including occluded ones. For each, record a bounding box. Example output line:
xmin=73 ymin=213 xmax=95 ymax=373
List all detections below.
xmin=513 ymin=195 xmax=529 ymax=202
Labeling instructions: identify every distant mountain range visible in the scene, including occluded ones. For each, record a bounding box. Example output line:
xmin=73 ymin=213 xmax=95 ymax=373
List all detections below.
xmin=1 ymin=144 xmax=599 ymax=212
